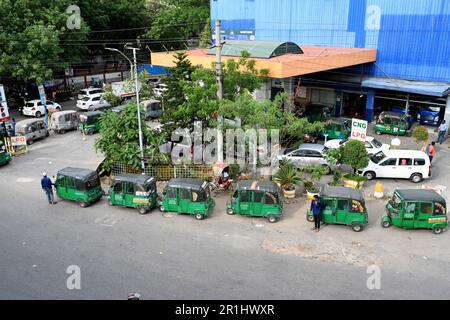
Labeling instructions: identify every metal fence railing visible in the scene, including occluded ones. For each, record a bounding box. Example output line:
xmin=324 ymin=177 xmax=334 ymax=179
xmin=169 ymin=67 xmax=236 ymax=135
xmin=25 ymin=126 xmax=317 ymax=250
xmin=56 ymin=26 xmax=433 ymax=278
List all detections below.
xmin=111 ymin=162 xmax=214 ymax=181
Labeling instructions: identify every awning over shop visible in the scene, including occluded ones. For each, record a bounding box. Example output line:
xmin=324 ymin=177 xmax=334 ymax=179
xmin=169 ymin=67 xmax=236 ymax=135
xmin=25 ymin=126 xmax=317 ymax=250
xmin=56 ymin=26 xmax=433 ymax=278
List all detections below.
xmin=362 ymin=77 xmax=450 ymax=97
xmin=151 ymin=43 xmax=377 ymax=79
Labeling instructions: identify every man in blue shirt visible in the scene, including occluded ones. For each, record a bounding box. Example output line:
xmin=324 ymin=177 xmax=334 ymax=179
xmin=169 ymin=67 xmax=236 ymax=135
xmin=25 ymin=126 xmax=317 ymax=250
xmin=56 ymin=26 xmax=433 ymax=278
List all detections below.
xmin=310 ymin=195 xmax=322 ymax=231
xmin=41 ymin=172 xmax=56 ymax=205
xmin=437 ymin=120 xmax=448 ymax=145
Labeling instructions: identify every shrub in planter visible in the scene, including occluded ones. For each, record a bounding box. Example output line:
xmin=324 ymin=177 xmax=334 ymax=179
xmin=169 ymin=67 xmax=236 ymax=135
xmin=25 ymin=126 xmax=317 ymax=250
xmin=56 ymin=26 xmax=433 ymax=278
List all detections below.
xmin=412 ymin=126 xmax=429 ymax=150
xmin=273 ymin=160 xmax=301 ymax=198
xmin=339 ymin=140 xmax=369 ymax=188
xmin=300 ymin=164 xmax=327 ymax=198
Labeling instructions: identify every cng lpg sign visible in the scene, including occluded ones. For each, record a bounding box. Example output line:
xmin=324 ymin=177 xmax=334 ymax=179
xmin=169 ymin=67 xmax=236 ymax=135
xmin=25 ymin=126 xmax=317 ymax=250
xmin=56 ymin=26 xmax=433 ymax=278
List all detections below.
xmin=351 ymin=118 xmax=368 ymax=142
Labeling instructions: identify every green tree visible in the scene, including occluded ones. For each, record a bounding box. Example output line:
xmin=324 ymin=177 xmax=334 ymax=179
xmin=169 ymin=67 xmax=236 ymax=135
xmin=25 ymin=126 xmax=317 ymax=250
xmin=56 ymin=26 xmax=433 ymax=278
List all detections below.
xmin=95 ymin=104 xmax=169 ymax=170
xmin=144 ymin=0 xmax=209 ymax=50
xmin=340 ymin=140 xmax=369 ymax=174
xmin=0 ymin=0 xmax=89 ymax=83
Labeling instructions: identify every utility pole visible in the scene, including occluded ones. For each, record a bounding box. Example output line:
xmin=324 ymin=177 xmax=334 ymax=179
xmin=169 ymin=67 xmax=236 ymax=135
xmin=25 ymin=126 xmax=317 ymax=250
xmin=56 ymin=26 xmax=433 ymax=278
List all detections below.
xmin=130 ymin=46 xmax=146 ymax=173
xmin=215 ymin=19 xmax=224 ymax=164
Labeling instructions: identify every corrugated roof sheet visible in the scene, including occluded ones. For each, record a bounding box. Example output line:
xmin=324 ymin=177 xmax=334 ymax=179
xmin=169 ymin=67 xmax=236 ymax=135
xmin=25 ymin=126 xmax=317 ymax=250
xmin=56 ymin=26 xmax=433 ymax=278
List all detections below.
xmin=362 ymin=77 xmax=450 ymax=97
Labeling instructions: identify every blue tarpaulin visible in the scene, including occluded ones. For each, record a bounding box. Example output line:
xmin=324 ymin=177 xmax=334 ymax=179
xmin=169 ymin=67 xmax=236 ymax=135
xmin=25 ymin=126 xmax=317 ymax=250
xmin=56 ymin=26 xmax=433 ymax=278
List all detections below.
xmin=137 ymin=64 xmax=168 ymax=78
xmin=362 ymin=77 xmax=450 ymax=97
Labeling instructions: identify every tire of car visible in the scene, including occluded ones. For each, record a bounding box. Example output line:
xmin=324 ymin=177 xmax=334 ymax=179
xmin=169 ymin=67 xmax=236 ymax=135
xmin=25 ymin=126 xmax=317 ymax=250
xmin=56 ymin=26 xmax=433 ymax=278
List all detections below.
xmin=35 ymin=111 xmax=42 ymax=118
xmin=55 ymin=107 xmax=61 ymax=111
xmin=364 ymin=171 xmax=376 ymax=180
xmin=194 ymin=213 xmax=204 ymax=220
xmin=410 ymin=173 xmax=422 ymax=183
xmin=27 ymin=139 xmax=34 ymax=145
xmin=322 ymin=165 xmax=331 ymax=175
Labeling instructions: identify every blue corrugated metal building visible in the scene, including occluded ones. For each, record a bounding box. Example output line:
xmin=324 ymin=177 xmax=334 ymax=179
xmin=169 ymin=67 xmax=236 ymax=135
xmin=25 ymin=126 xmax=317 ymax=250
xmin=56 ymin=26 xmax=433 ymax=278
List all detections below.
xmin=211 ymin=0 xmax=450 ymax=123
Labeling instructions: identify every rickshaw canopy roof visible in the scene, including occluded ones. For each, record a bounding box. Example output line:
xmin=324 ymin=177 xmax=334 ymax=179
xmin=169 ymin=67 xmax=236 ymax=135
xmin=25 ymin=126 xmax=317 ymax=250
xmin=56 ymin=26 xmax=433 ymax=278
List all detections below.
xmin=81 ymin=111 xmax=103 ymax=118
xmin=15 ymin=118 xmax=45 ymax=128
xmin=320 ymin=185 xmax=364 ymax=201
xmin=237 ymin=180 xmax=279 ymax=194
xmin=57 ymin=167 xmax=98 ymax=182
xmin=379 ymin=111 xmax=406 ymax=120
xmin=113 ymin=174 xmax=156 ymax=188
xmin=396 ymin=189 xmax=446 ymax=204
xmin=167 ymin=178 xmax=206 ymax=191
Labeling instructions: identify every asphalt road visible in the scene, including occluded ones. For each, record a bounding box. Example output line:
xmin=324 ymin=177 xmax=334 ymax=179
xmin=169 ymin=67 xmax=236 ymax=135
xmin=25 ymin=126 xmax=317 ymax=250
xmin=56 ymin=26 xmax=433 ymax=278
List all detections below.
xmin=1 ymin=123 xmax=450 ymax=300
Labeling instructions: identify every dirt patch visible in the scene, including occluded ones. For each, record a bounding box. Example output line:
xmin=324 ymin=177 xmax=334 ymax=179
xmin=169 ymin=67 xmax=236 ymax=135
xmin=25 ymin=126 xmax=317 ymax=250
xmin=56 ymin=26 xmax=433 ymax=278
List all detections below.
xmin=261 ymin=238 xmax=383 ymax=267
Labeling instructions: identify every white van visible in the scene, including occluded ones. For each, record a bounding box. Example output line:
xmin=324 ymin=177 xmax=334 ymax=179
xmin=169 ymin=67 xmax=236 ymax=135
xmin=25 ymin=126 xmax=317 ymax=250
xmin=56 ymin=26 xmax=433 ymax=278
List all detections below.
xmin=359 ymin=150 xmax=431 ymax=183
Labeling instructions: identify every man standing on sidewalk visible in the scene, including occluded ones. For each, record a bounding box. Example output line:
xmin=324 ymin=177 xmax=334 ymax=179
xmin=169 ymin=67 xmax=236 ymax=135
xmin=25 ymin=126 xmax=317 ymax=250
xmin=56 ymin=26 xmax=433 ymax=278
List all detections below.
xmin=438 ymin=120 xmax=448 ymax=145
xmin=310 ymin=195 xmax=322 ymax=232
xmin=41 ymin=172 xmax=56 ymax=205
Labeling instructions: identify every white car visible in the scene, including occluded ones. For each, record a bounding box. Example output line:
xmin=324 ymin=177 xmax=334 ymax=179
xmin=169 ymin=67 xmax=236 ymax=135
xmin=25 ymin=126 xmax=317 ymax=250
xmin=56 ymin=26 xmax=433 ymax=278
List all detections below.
xmin=324 ymin=136 xmax=390 ymax=155
xmin=359 ymin=150 xmax=431 ymax=183
xmin=77 ymin=87 xmax=103 ymax=100
xmin=76 ymin=93 xmax=110 ymax=111
xmin=22 ymin=100 xmax=62 ymax=118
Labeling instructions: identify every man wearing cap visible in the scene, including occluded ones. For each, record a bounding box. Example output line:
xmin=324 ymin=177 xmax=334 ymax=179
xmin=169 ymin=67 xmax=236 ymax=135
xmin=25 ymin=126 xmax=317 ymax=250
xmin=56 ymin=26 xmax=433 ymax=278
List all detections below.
xmin=41 ymin=172 xmax=56 ymax=205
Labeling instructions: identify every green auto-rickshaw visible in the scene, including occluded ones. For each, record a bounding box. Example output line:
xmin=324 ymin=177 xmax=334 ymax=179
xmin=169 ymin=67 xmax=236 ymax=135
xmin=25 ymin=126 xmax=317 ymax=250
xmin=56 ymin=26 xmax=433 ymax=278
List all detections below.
xmin=323 ymin=119 xmax=350 ymax=140
xmin=307 ymin=185 xmax=368 ymax=232
xmin=382 ymin=189 xmax=448 ymax=234
xmin=79 ymin=111 xmax=103 ymax=135
xmin=227 ymin=180 xmax=283 ymax=223
xmin=158 ymin=178 xmax=215 ymax=220
xmin=108 ymin=174 xmax=158 ymax=214
xmin=374 ymin=111 xmax=411 ymax=136
xmin=0 ymin=140 xmax=11 ymax=166
xmin=55 ymin=167 xmax=103 ymax=207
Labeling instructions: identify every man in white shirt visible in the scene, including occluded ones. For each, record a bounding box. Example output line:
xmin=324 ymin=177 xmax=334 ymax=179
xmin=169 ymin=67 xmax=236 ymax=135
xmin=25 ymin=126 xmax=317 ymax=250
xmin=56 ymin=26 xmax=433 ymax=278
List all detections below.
xmin=438 ymin=120 xmax=448 ymax=145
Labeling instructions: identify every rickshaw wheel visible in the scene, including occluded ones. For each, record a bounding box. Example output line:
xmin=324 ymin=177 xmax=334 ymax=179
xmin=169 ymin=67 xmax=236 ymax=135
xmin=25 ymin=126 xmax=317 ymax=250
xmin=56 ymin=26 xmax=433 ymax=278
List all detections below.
xmin=352 ymin=224 xmax=363 ymax=232
xmin=375 ymin=130 xmax=382 ymax=135
xmin=87 ymin=130 xmax=94 ymax=135
xmin=59 ymin=129 xmax=66 ymax=134
xmin=307 ymin=215 xmax=315 ymax=222
xmin=78 ymin=200 xmax=88 ymax=208
xmin=433 ymin=227 xmax=443 ymax=235
xmin=226 ymin=208 xmax=234 ymax=215
xmin=268 ymin=216 xmax=278 ymax=223
xmin=108 ymin=199 xmax=114 ymax=206
xmin=159 ymin=205 xmax=165 ymax=212
xmin=27 ymin=139 xmax=34 ymax=145
xmin=381 ymin=220 xmax=391 ymax=228
xmin=137 ymin=207 xmax=148 ymax=215
xmin=194 ymin=213 xmax=204 ymax=220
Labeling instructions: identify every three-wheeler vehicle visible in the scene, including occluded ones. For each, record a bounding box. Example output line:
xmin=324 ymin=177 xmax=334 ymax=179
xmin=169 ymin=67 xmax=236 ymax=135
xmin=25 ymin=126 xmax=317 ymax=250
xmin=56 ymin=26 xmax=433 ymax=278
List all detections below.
xmin=0 ymin=140 xmax=11 ymax=166
xmin=79 ymin=111 xmax=103 ymax=135
xmin=323 ymin=119 xmax=350 ymax=140
xmin=382 ymin=189 xmax=448 ymax=234
xmin=108 ymin=174 xmax=158 ymax=214
xmin=226 ymin=180 xmax=283 ymax=223
xmin=374 ymin=111 xmax=411 ymax=136
xmin=307 ymin=185 xmax=368 ymax=232
xmin=158 ymin=178 xmax=215 ymax=220
xmin=55 ymin=167 xmax=103 ymax=207
xmin=51 ymin=110 xmax=79 ymax=134
xmin=15 ymin=118 xmax=49 ymax=144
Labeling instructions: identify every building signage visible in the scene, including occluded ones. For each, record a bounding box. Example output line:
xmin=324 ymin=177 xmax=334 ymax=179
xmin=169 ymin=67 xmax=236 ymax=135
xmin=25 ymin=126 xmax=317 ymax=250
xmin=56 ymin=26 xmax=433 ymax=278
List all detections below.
xmin=351 ymin=118 xmax=368 ymax=142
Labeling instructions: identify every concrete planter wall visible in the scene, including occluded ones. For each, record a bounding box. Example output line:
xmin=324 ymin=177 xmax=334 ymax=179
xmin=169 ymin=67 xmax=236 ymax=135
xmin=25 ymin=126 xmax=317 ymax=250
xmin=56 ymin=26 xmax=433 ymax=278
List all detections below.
xmin=342 ymin=176 xmax=365 ymax=189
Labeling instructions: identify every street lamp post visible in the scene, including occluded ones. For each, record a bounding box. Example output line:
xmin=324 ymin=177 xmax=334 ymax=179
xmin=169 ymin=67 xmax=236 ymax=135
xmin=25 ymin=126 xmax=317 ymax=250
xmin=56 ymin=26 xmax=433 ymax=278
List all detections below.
xmin=106 ymin=46 xmax=145 ymax=173
xmin=105 ymin=47 xmax=134 ymax=79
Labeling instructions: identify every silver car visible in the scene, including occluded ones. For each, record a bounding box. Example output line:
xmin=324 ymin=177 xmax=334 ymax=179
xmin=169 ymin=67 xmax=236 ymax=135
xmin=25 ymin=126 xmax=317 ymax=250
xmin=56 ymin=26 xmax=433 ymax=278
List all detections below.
xmin=278 ymin=143 xmax=333 ymax=171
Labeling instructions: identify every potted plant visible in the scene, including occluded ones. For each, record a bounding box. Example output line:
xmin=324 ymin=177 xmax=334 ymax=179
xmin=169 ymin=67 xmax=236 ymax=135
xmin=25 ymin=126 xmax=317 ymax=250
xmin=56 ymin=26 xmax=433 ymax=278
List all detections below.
xmin=273 ymin=160 xmax=301 ymax=198
xmin=300 ymin=164 xmax=327 ymax=199
xmin=412 ymin=125 xmax=429 ymax=151
xmin=340 ymin=140 xmax=369 ymax=189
